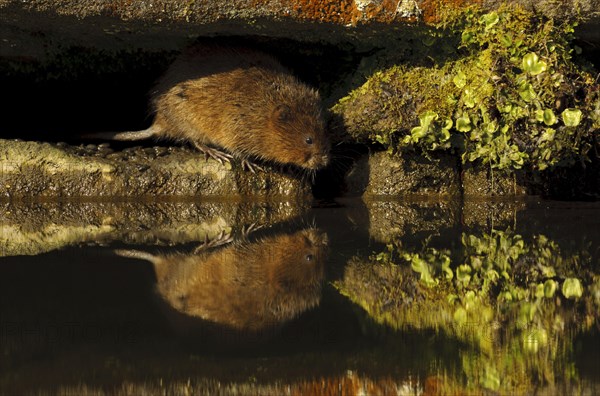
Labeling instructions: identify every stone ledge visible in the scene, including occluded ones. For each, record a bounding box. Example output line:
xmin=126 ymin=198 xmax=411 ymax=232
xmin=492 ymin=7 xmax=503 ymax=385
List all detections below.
xmin=0 ymin=140 xmax=311 ymax=199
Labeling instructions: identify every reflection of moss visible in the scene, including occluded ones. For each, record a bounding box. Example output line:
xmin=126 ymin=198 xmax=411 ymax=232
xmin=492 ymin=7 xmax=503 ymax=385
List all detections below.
xmin=335 ymin=229 xmax=598 ymax=392
xmin=333 ymin=5 xmax=599 ymax=172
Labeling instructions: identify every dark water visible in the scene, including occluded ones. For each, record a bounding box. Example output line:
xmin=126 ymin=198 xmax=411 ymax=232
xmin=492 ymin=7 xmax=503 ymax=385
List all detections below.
xmin=1 ymin=198 xmax=599 ymax=395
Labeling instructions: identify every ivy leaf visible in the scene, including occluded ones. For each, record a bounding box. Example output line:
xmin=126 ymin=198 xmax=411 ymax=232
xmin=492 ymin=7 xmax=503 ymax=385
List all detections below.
xmin=480 ymin=11 xmax=499 ymax=30
xmin=522 ymin=52 xmax=547 ymax=75
xmin=442 ymin=118 xmax=453 ymax=131
xmin=464 ymin=88 xmax=476 ymax=108
xmin=456 ymin=264 xmax=472 ymax=285
xmin=543 ymin=109 xmax=557 ymax=125
xmin=500 ymin=34 xmax=512 ymax=47
xmin=419 ymin=111 xmax=438 ymax=128
xmin=518 ymin=82 xmax=536 ymax=102
xmin=456 ymin=115 xmax=472 ymax=132
xmin=410 ymin=126 xmax=426 ymax=140
xmin=540 ymin=128 xmax=555 ymax=142
xmin=453 ymin=72 xmax=467 ymax=89
xmin=410 ymin=256 xmax=437 ymax=287
xmin=561 ymin=108 xmax=582 ymax=127
xmin=462 ymin=31 xmax=475 ymax=45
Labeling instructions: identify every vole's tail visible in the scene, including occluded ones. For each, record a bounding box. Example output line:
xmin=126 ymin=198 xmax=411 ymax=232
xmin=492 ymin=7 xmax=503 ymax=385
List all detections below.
xmin=82 ymin=125 xmax=159 ymax=141
xmin=114 ymin=249 xmax=158 ymax=263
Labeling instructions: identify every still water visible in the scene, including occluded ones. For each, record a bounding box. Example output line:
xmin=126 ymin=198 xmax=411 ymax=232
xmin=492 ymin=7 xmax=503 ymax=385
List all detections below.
xmin=1 ymin=198 xmax=599 ymax=395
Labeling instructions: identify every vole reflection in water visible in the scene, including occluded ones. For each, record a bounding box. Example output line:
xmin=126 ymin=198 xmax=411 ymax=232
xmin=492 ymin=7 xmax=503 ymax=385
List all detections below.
xmin=117 ymin=228 xmax=328 ymax=333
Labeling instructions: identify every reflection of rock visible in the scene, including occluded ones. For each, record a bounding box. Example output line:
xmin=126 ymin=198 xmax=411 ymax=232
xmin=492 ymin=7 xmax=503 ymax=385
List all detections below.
xmin=118 ymin=228 xmax=328 ymax=332
xmin=364 ymin=199 xmax=459 ymax=243
xmin=0 ymin=201 xmax=307 ymax=256
xmin=462 ymin=199 xmax=527 ymax=231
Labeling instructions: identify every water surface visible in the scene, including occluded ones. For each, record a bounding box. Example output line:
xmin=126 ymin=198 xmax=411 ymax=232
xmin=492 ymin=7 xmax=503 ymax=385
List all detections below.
xmin=1 ymin=198 xmax=599 ymax=395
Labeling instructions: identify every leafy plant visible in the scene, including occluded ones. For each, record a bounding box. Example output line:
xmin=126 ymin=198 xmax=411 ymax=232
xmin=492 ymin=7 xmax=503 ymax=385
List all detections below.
xmin=333 ymin=5 xmax=598 ymax=172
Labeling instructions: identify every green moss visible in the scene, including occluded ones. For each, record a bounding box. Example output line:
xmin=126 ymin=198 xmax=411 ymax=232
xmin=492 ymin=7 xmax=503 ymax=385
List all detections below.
xmin=333 ymin=5 xmax=599 ymax=171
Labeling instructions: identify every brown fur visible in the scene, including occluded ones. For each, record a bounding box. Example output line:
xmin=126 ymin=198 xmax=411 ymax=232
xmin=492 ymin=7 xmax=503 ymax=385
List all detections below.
xmin=107 ymin=45 xmax=330 ymax=170
xmin=118 ymin=228 xmax=328 ymax=332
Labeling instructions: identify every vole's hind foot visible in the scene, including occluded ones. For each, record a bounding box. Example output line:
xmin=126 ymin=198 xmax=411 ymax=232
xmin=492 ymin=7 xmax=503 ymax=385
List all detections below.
xmin=192 ymin=142 xmax=233 ymax=164
xmin=193 ymin=230 xmax=234 ymax=254
xmin=238 ymin=223 xmax=265 ymax=242
xmin=242 ymin=222 xmax=264 ymax=237
xmin=241 ymin=158 xmax=265 ymax=173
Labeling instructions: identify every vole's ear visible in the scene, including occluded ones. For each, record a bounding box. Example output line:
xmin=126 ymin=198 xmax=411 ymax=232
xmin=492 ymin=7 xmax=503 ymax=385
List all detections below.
xmin=273 ymin=104 xmax=291 ymax=122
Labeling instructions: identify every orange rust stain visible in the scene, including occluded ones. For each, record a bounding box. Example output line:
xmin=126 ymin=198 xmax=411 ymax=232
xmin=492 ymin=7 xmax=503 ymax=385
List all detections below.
xmin=285 ymin=0 xmax=411 ymax=25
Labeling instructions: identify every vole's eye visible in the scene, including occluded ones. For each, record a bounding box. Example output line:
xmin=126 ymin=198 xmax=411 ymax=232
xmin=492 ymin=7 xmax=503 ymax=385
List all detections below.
xmin=305 ymin=137 xmax=313 ymax=145
xmin=305 ymin=254 xmax=314 ymax=261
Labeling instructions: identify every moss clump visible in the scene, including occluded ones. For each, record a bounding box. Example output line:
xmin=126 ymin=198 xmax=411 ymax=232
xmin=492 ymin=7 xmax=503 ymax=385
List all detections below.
xmin=333 ymin=5 xmax=599 ymax=171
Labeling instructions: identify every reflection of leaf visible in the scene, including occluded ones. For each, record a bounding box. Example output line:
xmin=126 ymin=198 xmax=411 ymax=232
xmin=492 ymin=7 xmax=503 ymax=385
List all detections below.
xmin=544 ymin=280 xmax=557 ymax=298
xmin=409 ymin=255 xmax=437 ymax=287
xmin=457 ymin=264 xmax=472 ymax=285
xmin=562 ymin=278 xmax=583 ymax=299
xmin=453 ymin=307 xmax=467 ymax=326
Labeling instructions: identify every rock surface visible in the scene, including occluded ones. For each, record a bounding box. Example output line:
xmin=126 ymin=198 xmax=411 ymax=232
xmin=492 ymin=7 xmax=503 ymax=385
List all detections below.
xmin=0 ymin=140 xmax=311 ymax=199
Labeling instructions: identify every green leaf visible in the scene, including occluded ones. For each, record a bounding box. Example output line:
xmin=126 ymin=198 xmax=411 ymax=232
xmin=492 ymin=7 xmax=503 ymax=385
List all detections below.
xmin=543 ymin=109 xmax=557 ymax=125
xmin=535 ymin=109 xmax=545 ymax=122
xmin=562 ymin=278 xmax=583 ymax=299
xmin=410 ymin=126 xmax=427 ymax=140
xmin=410 ymin=256 xmax=437 ymax=287
xmin=522 ymin=52 xmax=547 ymax=75
xmin=480 ymin=11 xmax=499 ymax=30
xmin=500 ymin=34 xmax=513 ymax=47
xmin=523 ymin=328 xmax=548 ymax=353
xmin=518 ymin=82 xmax=536 ymax=102
xmin=421 ymin=110 xmax=438 ymax=124
xmin=540 ymin=128 xmax=555 ymax=142
xmin=535 ymin=283 xmax=545 ymax=298
xmin=442 ymin=119 xmax=453 ymax=130
xmin=462 ymin=31 xmax=475 ymax=45
xmin=453 ymin=72 xmax=467 ymax=89
xmin=456 ymin=116 xmax=472 ymax=132
xmin=561 ymin=108 xmax=582 ymax=127
xmin=464 ymin=88 xmax=476 ymax=108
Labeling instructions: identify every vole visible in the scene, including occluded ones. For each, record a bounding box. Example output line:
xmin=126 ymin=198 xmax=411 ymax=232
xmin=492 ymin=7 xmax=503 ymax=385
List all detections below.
xmin=90 ymin=45 xmax=331 ymax=172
